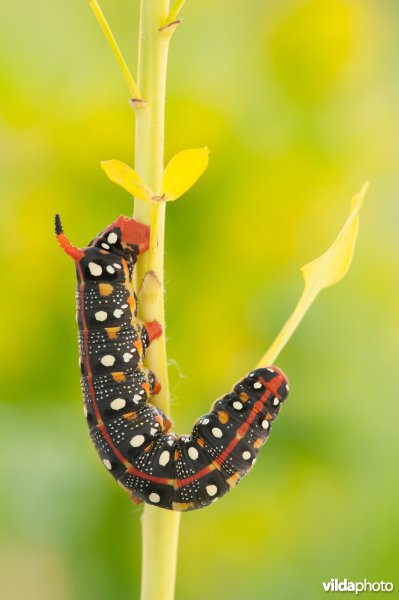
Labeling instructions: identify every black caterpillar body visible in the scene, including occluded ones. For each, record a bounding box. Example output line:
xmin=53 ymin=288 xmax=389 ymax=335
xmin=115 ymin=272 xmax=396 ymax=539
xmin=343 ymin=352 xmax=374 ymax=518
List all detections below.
xmin=56 ymin=215 xmax=289 ymax=511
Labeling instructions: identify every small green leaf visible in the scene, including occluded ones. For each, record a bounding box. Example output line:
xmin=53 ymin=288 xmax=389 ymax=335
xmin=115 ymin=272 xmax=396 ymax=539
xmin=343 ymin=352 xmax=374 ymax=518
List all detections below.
xmin=257 ymin=183 xmax=368 ymax=367
xmin=161 ymin=148 xmax=210 ymax=201
xmin=101 ymin=160 xmax=154 ymax=202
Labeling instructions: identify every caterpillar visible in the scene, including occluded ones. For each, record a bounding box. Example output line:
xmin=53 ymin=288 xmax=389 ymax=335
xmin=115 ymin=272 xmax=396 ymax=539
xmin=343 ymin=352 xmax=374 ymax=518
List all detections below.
xmin=56 ymin=214 xmax=289 ymax=511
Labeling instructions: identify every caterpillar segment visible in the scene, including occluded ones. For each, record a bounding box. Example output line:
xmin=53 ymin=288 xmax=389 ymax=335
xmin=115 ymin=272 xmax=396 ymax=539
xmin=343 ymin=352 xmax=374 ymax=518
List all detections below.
xmin=56 ymin=215 xmax=290 ymax=511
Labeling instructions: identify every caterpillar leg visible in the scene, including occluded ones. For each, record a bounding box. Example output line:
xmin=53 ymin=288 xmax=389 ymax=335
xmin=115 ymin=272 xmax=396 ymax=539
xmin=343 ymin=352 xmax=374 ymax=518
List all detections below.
xmin=157 ymin=408 xmax=173 ymax=432
xmin=144 ymin=320 xmax=163 ymax=343
xmin=152 ymin=379 xmax=162 ymax=395
xmin=136 ymin=320 xmax=162 ymax=362
xmin=129 ymin=493 xmax=143 ymax=506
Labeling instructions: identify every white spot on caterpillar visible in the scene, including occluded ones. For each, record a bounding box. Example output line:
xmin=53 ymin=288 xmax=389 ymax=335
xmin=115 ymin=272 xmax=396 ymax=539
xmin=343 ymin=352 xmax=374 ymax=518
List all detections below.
xmin=83 ymin=405 xmax=88 ymax=418
xmin=110 ymin=398 xmax=126 ymax=410
xmin=188 ymin=447 xmax=199 ymax=460
xmin=114 ymin=309 xmax=123 ymax=318
xmin=101 ymin=243 xmax=110 ymax=250
xmin=101 ymin=355 xmax=115 ymax=367
xmin=130 ymin=434 xmax=145 ymax=447
xmin=103 ymin=459 xmax=112 ymax=470
xmin=261 ymin=419 xmax=270 ymax=430
xmin=106 ymin=265 xmax=115 ymax=274
xmin=150 ymin=428 xmax=158 ymax=436
xmin=201 ymin=418 xmax=209 ymax=425
xmin=121 ymin=303 xmax=128 ymax=308
xmin=159 ymin=451 xmax=170 ymax=466
xmin=206 ymin=485 xmax=218 ymax=497
xmin=273 ymin=397 xmax=279 ymax=406
xmin=95 ymin=310 xmax=107 ymax=322
xmin=149 ymin=492 xmax=160 ymax=504
xmin=166 ymin=437 xmax=175 ymax=446
xmin=266 ymin=368 xmax=274 ymax=373
xmin=242 ymin=451 xmax=251 ymax=460
xmin=212 ymin=427 xmax=223 ymax=438
xmin=233 ymin=401 xmax=243 ymax=410
xmin=114 ymin=263 xmax=122 ymax=269
xmin=123 ymin=352 xmax=133 ymax=362
xmin=253 ymin=382 xmax=262 ymax=389
xmin=133 ymin=394 xmax=142 ymax=403
xmin=107 ymin=232 xmax=118 ymax=244
xmin=88 ymin=262 xmax=102 ymax=277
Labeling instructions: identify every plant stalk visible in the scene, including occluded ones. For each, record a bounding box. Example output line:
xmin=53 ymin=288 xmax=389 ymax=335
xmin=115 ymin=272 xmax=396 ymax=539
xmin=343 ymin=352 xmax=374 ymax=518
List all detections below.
xmin=88 ymin=0 xmax=142 ymax=99
xmin=133 ymin=2 xmax=180 ymax=599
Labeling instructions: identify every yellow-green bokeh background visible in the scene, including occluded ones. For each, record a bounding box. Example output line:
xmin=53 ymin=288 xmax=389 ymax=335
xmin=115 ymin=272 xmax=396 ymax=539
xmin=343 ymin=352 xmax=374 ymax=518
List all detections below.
xmin=1 ymin=0 xmax=398 ymax=598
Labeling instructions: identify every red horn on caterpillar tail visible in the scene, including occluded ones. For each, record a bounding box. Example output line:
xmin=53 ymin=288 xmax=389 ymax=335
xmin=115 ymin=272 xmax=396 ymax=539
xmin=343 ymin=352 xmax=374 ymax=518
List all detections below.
xmin=55 ymin=214 xmax=84 ymax=261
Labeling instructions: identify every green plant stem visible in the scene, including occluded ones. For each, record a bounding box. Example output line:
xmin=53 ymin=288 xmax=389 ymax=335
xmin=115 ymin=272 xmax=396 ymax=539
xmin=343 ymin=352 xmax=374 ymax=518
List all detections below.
xmin=88 ymin=0 xmax=142 ymax=100
xmin=133 ymin=2 xmax=180 ymax=600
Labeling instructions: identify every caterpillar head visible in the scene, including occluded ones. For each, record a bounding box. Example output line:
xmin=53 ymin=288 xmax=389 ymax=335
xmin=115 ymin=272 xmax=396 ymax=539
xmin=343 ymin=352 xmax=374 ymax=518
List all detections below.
xmin=55 ymin=214 xmax=150 ymax=282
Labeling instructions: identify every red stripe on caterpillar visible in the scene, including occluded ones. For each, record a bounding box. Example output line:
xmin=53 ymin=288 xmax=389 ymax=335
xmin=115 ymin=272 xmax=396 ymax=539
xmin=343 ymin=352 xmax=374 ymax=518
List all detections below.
xmin=56 ymin=215 xmax=289 ymax=511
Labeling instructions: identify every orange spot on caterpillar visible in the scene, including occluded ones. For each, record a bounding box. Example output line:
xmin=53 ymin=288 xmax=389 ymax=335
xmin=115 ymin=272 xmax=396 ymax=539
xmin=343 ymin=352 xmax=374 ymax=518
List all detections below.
xmin=105 ymin=326 xmax=120 ymax=340
xmin=217 ymin=410 xmax=229 ymax=424
xmin=99 ymin=283 xmax=113 ymax=297
xmin=133 ymin=338 xmax=143 ymax=357
xmin=121 ymin=258 xmax=130 ymax=281
xmin=122 ymin=411 xmax=138 ymax=421
xmin=226 ymin=472 xmax=241 ymax=488
xmin=112 ymin=372 xmax=126 ymax=383
xmin=174 ymin=449 xmax=180 ymax=461
xmin=128 ymin=294 xmax=137 ymax=310
xmin=172 ymin=501 xmax=195 ymax=511
xmin=240 ymin=392 xmax=250 ymax=402
xmin=197 ymin=437 xmax=204 ymax=448
xmin=141 ymin=381 xmax=150 ymax=396
xmin=253 ymin=438 xmax=263 ymax=449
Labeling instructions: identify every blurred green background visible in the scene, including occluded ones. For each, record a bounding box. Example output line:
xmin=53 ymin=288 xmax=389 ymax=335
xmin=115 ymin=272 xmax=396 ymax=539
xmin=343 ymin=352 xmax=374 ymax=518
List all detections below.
xmin=1 ymin=0 xmax=398 ymax=598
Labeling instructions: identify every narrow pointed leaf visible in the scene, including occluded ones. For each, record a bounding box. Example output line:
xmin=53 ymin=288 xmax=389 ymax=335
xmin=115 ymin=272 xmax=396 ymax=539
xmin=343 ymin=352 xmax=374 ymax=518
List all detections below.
xmin=101 ymin=160 xmax=154 ymax=202
xmin=301 ymin=184 xmax=367 ymax=293
xmin=161 ymin=147 xmax=209 ymax=201
xmin=257 ymin=183 xmax=368 ymax=367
